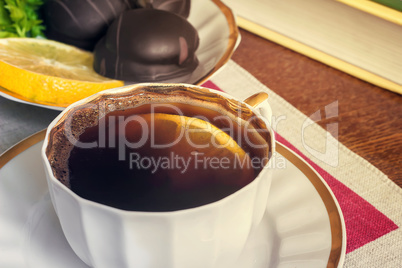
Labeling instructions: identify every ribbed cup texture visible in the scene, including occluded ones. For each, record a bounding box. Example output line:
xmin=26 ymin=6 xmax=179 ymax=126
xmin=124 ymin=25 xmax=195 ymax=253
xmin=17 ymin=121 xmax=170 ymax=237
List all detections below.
xmin=45 ymin=168 xmax=271 ymax=268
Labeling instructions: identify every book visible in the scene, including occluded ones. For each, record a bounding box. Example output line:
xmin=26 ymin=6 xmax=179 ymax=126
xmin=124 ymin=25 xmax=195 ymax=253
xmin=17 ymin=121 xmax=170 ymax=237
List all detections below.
xmin=223 ymin=0 xmax=402 ymax=94
xmin=371 ymin=0 xmax=402 ymax=12
xmin=338 ymin=0 xmax=402 ymax=24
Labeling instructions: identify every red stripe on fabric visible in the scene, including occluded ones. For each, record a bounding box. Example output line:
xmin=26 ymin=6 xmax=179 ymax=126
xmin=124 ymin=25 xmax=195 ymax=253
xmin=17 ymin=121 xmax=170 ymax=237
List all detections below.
xmin=201 ymin=81 xmax=223 ymax=91
xmin=208 ymin=80 xmax=399 ymax=254
xmin=275 ymin=133 xmax=398 ymax=253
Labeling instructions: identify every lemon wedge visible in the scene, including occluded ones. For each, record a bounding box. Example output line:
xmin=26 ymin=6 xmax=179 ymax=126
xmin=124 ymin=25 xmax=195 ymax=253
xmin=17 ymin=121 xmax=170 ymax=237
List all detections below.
xmin=0 ymin=38 xmax=124 ymax=107
xmin=124 ymin=113 xmax=256 ymax=190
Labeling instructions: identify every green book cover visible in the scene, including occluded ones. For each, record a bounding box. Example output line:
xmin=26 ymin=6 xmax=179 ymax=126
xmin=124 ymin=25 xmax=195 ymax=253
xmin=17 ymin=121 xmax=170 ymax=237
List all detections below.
xmin=371 ymin=0 xmax=402 ymax=11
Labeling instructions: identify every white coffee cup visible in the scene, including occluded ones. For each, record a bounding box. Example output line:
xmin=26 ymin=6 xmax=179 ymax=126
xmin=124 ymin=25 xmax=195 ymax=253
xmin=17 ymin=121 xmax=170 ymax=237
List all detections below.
xmin=41 ymin=83 xmax=275 ymax=268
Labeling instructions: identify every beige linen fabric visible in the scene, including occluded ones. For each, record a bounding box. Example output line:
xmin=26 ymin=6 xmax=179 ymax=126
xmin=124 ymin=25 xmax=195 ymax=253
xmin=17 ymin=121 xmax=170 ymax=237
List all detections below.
xmin=211 ymin=60 xmax=402 ymax=268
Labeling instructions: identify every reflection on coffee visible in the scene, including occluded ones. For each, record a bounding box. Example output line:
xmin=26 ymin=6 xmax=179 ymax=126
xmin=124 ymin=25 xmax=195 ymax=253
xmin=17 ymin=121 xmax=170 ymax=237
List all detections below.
xmin=69 ymin=112 xmax=256 ymax=211
xmin=46 ymin=85 xmax=271 ymax=212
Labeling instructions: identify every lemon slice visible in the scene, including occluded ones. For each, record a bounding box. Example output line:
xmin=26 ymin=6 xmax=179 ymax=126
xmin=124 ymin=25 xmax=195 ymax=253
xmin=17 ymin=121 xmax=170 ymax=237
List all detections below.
xmin=0 ymin=38 xmax=124 ymax=107
xmin=124 ymin=113 xmax=256 ymax=190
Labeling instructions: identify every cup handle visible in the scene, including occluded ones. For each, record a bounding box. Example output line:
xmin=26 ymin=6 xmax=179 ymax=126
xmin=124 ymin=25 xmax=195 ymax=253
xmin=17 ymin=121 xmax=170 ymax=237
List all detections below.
xmin=244 ymin=92 xmax=272 ymax=125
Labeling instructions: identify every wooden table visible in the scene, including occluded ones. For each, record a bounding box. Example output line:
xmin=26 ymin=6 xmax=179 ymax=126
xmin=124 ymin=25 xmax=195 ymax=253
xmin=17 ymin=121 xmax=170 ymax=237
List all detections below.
xmin=232 ymin=29 xmax=402 ymax=188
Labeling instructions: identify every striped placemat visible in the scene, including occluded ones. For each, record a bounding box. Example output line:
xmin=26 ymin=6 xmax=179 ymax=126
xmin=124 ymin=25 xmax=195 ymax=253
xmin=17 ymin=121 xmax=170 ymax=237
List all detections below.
xmin=208 ymin=60 xmax=402 ymax=267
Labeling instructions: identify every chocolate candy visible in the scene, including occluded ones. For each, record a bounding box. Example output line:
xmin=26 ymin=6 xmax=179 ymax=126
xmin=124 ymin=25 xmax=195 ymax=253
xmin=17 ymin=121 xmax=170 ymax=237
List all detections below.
xmin=137 ymin=0 xmax=191 ymax=18
xmin=93 ymin=8 xmax=199 ymax=82
xmin=43 ymin=0 xmax=135 ymax=50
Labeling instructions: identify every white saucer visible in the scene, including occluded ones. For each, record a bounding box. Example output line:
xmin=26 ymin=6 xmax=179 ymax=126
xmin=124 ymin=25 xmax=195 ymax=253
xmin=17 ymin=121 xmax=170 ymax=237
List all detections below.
xmin=0 ymin=131 xmax=346 ymax=267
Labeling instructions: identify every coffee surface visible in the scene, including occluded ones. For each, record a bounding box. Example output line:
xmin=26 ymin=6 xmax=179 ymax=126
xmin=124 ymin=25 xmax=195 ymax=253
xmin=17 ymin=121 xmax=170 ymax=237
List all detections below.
xmin=68 ymin=112 xmax=256 ymax=212
xmin=46 ymin=85 xmax=271 ymax=212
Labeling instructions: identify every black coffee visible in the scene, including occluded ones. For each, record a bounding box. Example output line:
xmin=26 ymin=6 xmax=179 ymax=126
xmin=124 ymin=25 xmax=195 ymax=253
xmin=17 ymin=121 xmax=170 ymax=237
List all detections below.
xmin=68 ymin=110 xmax=257 ymax=212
